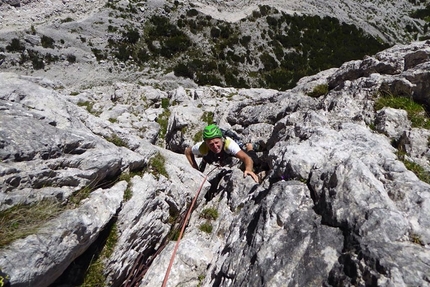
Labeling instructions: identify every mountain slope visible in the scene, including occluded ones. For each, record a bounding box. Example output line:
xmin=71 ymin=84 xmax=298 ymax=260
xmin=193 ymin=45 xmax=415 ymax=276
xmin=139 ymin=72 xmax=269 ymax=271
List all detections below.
xmin=0 ymin=40 xmax=429 ymax=286
xmin=0 ymin=0 xmax=428 ymax=91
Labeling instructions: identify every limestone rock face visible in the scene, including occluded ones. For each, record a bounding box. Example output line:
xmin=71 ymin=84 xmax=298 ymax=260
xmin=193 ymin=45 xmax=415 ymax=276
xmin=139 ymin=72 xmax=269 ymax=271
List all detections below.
xmin=1 ymin=40 xmax=430 ymax=286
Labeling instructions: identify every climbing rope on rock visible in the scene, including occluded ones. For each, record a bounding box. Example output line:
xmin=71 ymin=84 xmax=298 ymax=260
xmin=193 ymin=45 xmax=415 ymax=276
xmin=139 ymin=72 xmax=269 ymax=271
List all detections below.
xmin=161 ymin=165 xmax=218 ymax=287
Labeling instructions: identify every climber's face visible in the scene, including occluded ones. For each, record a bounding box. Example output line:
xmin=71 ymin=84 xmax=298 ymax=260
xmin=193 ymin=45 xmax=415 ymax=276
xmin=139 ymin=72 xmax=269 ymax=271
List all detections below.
xmin=205 ymin=138 xmax=223 ymax=154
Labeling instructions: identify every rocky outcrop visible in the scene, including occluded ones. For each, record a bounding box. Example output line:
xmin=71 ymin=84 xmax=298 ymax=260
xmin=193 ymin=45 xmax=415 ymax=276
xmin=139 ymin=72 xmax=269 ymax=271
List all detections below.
xmin=1 ymin=40 xmax=430 ymax=286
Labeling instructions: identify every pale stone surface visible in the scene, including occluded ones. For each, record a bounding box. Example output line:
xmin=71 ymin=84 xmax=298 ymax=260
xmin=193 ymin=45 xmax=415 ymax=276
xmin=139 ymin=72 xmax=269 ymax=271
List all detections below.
xmin=0 ymin=181 xmax=126 ymax=287
xmin=0 ymin=5 xmax=430 ymax=287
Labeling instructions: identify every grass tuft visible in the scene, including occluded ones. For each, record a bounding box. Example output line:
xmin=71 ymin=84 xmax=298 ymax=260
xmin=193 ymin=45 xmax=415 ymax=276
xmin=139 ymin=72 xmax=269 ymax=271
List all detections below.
xmin=201 ymin=111 xmax=214 ymax=125
xmin=199 ymin=222 xmax=213 ymax=234
xmin=105 ymin=134 xmax=128 ymax=148
xmin=410 ymin=233 xmax=425 ymax=246
xmin=200 ymin=208 xmax=218 ymax=220
xmin=149 ymin=152 xmax=169 ymax=179
xmin=0 ymin=200 xmax=63 ymax=248
xmin=82 ymin=224 xmax=119 ymax=286
xmin=375 ymin=93 xmax=430 ymax=129
xmin=307 ymin=84 xmax=329 ymax=98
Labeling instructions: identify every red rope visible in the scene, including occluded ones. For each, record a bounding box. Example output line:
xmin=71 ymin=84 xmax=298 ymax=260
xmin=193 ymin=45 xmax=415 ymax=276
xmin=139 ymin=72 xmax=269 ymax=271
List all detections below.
xmin=161 ymin=169 xmax=213 ymax=287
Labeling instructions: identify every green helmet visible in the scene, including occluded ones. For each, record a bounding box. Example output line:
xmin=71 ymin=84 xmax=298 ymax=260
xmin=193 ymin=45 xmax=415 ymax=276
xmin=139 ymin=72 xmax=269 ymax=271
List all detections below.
xmin=203 ymin=124 xmax=223 ymax=140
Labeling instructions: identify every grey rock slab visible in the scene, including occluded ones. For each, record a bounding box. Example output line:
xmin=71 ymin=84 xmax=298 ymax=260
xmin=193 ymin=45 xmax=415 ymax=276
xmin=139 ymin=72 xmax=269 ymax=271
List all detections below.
xmin=0 ymin=181 xmax=126 ymax=287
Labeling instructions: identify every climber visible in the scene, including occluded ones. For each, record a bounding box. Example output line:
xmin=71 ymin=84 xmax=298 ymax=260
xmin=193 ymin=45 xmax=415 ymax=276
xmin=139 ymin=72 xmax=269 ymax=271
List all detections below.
xmin=185 ymin=124 xmax=266 ymax=183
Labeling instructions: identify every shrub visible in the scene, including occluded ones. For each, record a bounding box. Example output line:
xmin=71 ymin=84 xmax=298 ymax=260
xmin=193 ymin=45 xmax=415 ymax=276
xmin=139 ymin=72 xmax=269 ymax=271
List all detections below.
xmin=122 ymin=29 xmax=140 ymax=44
xmin=264 ymin=69 xmax=293 ymax=90
xmin=135 ymin=48 xmax=150 ymax=63
xmin=41 ymin=35 xmax=55 ymax=49
xmin=410 ymin=6 xmax=430 ymax=20
xmin=60 ymin=17 xmax=74 ymax=23
xmin=44 ymin=53 xmax=59 ymax=64
xmin=66 ymin=54 xmax=76 ymax=63
xmin=187 ymin=8 xmax=199 ymax=17
xmin=6 ymin=38 xmax=25 ymax=52
xmin=77 ymin=101 xmax=94 ymax=113
xmin=260 ymin=52 xmax=278 ymax=71
xmin=201 ymin=111 xmax=214 ymax=124
xmin=210 ymin=27 xmax=221 ymax=38
xmin=199 ymin=222 xmax=213 ymax=233
xmin=115 ymin=43 xmax=131 ymax=61
xmin=200 ymin=208 xmax=218 ymax=220
xmin=240 ymin=35 xmax=252 ymax=47
xmin=173 ymin=63 xmax=192 ymax=78
xmin=196 ymin=72 xmax=222 ymax=86
xmin=267 ymin=16 xmax=278 ymax=27
xmin=308 ymin=84 xmax=329 ymax=97
xmin=92 ymin=48 xmax=106 ymax=61
xmin=31 ymin=55 xmax=45 ymax=70
xmin=219 ymin=24 xmax=232 ymax=39
xmin=161 ymin=98 xmax=170 ymax=109
xmin=160 ymin=34 xmax=191 ymax=58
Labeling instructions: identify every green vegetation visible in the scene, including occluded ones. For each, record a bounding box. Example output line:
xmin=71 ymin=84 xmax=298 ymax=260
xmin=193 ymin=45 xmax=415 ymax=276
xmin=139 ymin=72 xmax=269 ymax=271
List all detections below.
xmin=123 ymin=187 xmax=132 ymax=201
xmin=118 ymin=169 xmax=148 ymax=201
xmin=193 ymin=130 xmax=203 ymax=143
xmin=307 ymin=84 xmax=329 ymax=98
xmin=173 ymin=6 xmax=388 ymax=89
xmin=41 ymin=35 xmax=55 ymax=49
xmin=161 ymin=98 xmax=170 ymax=109
xmin=374 ymin=93 xmax=430 ymax=129
xmin=67 ymin=54 xmax=76 ymax=63
xmin=82 ymin=223 xmax=119 ymax=286
xmin=375 ymin=91 xmax=430 ymax=184
xmin=77 ymin=101 xmax=100 ymax=115
xmin=6 ymin=38 xmax=25 ymax=52
xmin=0 ymin=200 xmax=63 ymax=248
xmin=5 ymin=3 xmax=392 ymax=89
xmin=30 ymin=25 xmax=36 ymax=35
xmin=201 ymin=111 xmax=214 ymax=125
xmin=168 ymin=227 xmax=180 ymax=241
xmin=199 ymin=207 xmax=218 ymax=234
xmin=199 ymin=222 xmax=213 ymax=234
xmin=102 ymin=4 xmax=389 ymax=91
xmin=197 ymin=274 xmax=205 ymax=287
xmin=157 ymin=107 xmax=171 ymax=140
xmin=200 ymin=208 xmax=218 ymax=220
xmin=60 ymin=17 xmax=75 ymax=23
xmin=0 ymin=178 xmax=110 ymax=248
xmin=410 ymin=4 xmax=430 ymax=22
xmin=410 ymin=233 xmax=425 ymax=246
xmin=149 ymin=152 xmax=169 ymax=179
xmin=68 ymin=186 xmax=93 ymax=206
xmin=396 ymin=150 xmax=430 ymax=184
xmin=105 ymin=134 xmax=128 ymax=148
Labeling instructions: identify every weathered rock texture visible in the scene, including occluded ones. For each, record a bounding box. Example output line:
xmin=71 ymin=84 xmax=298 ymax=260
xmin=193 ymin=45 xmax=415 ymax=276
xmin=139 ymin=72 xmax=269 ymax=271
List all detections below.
xmin=0 ymin=40 xmax=430 ymax=287
xmin=0 ymin=0 xmax=428 ymax=94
